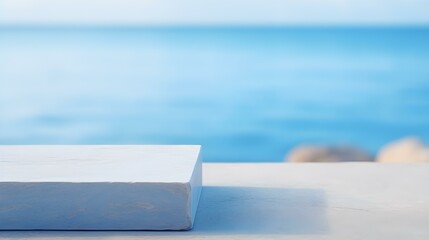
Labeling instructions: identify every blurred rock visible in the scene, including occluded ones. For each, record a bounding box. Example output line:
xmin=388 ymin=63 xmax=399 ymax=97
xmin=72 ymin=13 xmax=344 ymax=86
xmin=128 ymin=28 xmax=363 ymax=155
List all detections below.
xmin=377 ymin=137 xmax=429 ymax=163
xmin=286 ymin=145 xmax=373 ymax=163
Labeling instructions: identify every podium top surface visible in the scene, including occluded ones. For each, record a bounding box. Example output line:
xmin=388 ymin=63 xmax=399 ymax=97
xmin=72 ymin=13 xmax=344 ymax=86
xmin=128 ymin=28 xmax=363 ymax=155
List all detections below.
xmin=0 ymin=145 xmax=201 ymax=183
xmin=1 ymin=162 xmax=429 ymax=239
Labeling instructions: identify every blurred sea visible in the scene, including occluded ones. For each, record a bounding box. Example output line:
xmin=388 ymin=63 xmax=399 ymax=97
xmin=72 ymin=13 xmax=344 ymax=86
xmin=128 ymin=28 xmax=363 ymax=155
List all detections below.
xmin=1 ymin=27 xmax=429 ymax=162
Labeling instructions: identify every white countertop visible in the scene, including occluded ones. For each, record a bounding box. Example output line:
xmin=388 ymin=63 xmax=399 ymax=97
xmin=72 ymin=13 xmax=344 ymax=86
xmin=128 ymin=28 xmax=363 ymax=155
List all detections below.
xmin=1 ymin=163 xmax=428 ymax=240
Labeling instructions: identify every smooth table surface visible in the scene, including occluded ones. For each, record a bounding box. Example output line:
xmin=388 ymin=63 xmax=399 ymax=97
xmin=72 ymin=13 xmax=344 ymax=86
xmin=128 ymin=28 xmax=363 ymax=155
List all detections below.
xmin=1 ymin=163 xmax=428 ymax=240
xmin=0 ymin=145 xmax=201 ymax=182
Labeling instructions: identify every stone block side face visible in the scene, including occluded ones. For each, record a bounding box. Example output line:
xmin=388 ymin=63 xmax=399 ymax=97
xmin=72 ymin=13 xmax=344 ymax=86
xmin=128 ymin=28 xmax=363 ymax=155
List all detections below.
xmin=188 ymin=148 xmax=203 ymax=229
xmin=0 ymin=182 xmax=191 ymax=230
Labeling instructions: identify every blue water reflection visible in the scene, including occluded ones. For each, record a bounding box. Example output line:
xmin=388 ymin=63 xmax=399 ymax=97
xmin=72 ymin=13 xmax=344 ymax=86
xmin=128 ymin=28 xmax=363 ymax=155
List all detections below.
xmin=1 ymin=27 xmax=428 ymax=161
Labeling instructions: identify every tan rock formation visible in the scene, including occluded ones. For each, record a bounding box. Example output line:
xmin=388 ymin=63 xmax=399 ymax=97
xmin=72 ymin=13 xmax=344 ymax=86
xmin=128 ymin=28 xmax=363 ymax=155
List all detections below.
xmin=286 ymin=145 xmax=373 ymax=163
xmin=377 ymin=137 xmax=429 ymax=163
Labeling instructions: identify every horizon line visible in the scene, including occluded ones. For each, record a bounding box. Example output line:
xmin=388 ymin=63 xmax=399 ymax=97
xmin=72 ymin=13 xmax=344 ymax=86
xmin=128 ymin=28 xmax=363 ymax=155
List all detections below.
xmin=1 ymin=23 xmax=429 ymax=29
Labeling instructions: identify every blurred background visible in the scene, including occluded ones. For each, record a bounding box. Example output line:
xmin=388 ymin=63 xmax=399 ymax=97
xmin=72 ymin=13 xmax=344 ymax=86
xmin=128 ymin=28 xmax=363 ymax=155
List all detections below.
xmin=1 ymin=0 xmax=428 ymax=162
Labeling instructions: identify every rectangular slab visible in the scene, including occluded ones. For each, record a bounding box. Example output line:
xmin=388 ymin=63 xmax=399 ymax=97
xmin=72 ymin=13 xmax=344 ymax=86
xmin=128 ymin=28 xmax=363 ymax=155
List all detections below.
xmin=0 ymin=145 xmax=202 ymax=230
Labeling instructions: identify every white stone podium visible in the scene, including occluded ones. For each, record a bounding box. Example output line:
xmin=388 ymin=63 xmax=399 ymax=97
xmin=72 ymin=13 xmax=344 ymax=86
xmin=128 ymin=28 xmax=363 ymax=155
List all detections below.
xmin=0 ymin=145 xmax=202 ymax=230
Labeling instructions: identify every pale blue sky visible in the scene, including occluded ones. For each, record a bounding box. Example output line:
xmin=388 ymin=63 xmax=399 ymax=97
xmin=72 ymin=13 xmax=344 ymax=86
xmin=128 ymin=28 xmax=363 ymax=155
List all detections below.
xmin=1 ymin=0 xmax=429 ymax=25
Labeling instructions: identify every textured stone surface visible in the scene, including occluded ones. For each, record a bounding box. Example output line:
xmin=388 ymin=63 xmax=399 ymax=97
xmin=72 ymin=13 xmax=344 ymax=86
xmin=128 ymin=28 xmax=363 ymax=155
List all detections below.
xmin=377 ymin=137 xmax=429 ymax=163
xmin=1 ymin=163 xmax=428 ymax=239
xmin=0 ymin=145 xmax=202 ymax=230
xmin=286 ymin=145 xmax=373 ymax=162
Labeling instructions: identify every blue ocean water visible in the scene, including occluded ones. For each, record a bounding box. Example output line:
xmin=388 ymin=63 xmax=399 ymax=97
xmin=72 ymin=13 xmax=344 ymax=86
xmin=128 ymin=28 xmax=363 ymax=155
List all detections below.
xmin=1 ymin=27 xmax=428 ymax=162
